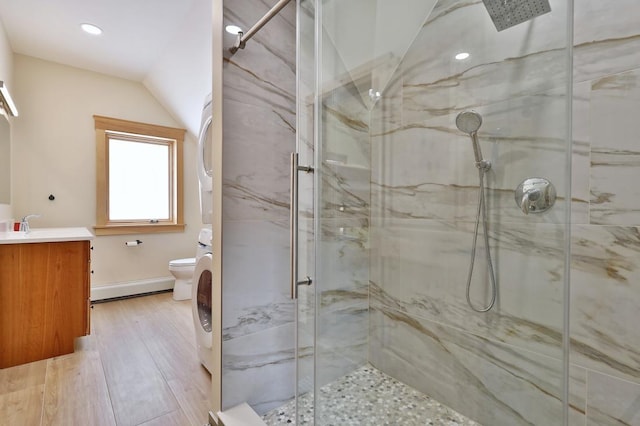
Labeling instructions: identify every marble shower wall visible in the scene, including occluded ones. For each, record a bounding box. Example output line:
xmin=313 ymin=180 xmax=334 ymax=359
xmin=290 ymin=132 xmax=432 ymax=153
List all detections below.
xmin=570 ymin=1 xmax=640 ymax=424
xmin=369 ymin=0 xmax=574 ymax=424
xmin=221 ymin=0 xmax=296 ymax=414
xmin=366 ymin=0 xmax=640 ymax=424
xmin=314 ymin=34 xmax=372 ymax=391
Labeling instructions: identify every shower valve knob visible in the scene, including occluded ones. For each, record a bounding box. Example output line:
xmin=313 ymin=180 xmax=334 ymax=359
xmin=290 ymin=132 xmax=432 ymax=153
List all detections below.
xmin=515 ymin=177 xmax=556 ymax=215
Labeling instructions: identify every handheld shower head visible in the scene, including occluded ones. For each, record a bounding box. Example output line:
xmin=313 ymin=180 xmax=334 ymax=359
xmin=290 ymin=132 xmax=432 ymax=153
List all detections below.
xmin=456 ymin=110 xmax=489 ymax=169
xmin=456 ymin=110 xmax=483 ymax=134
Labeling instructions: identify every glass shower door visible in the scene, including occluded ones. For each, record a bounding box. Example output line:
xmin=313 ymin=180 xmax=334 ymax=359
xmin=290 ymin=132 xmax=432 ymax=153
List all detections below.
xmin=294 ymin=0 xmax=317 ymax=424
xmin=296 ymin=0 xmax=574 ymax=425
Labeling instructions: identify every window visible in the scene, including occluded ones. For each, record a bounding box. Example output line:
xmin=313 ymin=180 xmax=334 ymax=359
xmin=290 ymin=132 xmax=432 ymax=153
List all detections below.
xmin=94 ymin=115 xmax=185 ymax=235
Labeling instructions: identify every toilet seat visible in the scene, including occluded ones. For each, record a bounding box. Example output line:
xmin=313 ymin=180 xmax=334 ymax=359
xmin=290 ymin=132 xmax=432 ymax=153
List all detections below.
xmin=169 ymin=257 xmax=196 ymax=268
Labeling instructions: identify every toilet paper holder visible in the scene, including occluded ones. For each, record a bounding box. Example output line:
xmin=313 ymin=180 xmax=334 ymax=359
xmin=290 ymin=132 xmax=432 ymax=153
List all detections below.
xmin=125 ymin=239 xmax=143 ymax=247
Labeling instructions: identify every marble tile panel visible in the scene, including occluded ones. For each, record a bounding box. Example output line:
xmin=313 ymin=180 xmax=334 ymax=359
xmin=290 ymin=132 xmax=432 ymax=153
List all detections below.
xmin=322 ymin=80 xmax=370 ymax=127
xmin=223 ymin=0 xmax=295 ymax=111
xmin=322 ymin=94 xmax=370 ymax=171
xmin=573 ymin=0 xmax=640 ymax=83
xmin=298 ymin=99 xmax=315 ymax=166
xmin=318 ymin=283 xmax=368 ymax=316
xmin=590 ymin=152 xmax=640 ymax=226
xmin=570 ymin=224 xmax=640 ymax=384
xmin=298 ymin=0 xmax=315 ymax=108
xmin=570 ymin=364 xmax=588 ymax=426
xmin=297 ymin=217 xmax=316 ymax=290
xmin=315 ymin=302 xmax=369 ymax=387
xmin=370 ymin=0 xmax=438 ymax=99
xmin=296 ymin=213 xmax=369 ymax=392
xmin=317 ymin=218 xmax=369 ymax=306
xmin=296 ymin=325 xmax=315 ymax=397
xmin=370 ymin=219 xmax=567 ymax=359
xmin=586 ymin=370 xmax=640 ymax=426
xmin=222 ymin=219 xmax=293 ymax=340
xmin=310 ymin=66 xmax=372 ymax=221
xmin=222 ymin=98 xmax=295 ymax=221
xmin=294 ymin=306 xmax=368 ymax=396
xmin=369 ymin=120 xmax=493 ymax=223
xmin=371 ymin=179 xmax=573 ymax=227
xmin=317 ymin=31 xmax=369 ymax=108
xmin=320 ymin=0 xmax=436 ymax=109
xmin=400 ymin=0 xmax=569 ymax=125
xmin=293 ymin=284 xmax=315 ymax=394
xmin=320 ymin=162 xmax=370 ymax=219
xmin=589 ymin=70 xmax=640 ymax=150
xmin=369 ymin=306 xmax=582 ymax=426
xmin=222 ymin=323 xmax=296 ymax=415
xmin=298 ymin=160 xmax=315 ymax=218
xmin=369 ymin=65 xmax=404 ymax=137
xmin=571 ymin=81 xmax=592 ymax=224
xmin=589 ymin=69 xmax=640 ymax=225
xmin=371 ymin=90 xmax=577 ymax=225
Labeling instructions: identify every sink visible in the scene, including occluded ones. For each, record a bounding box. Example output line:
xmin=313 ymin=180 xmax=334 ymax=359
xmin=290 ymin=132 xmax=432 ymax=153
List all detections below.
xmin=0 ymin=227 xmax=94 ymax=244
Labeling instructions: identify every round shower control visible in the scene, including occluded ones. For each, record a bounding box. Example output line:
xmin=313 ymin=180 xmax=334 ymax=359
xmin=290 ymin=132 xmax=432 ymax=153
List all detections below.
xmin=515 ymin=177 xmax=556 ymax=215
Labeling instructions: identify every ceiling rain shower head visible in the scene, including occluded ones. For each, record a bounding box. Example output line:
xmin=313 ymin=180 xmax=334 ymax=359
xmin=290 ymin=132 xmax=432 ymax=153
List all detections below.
xmin=456 ymin=110 xmax=483 ymax=134
xmin=482 ymin=0 xmax=551 ymax=32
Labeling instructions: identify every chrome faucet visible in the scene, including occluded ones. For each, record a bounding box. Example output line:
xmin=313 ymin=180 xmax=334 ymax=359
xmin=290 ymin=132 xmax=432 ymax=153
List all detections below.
xmin=19 ymin=214 xmax=40 ymax=233
xmin=519 ymin=188 xmax=542 ymax=215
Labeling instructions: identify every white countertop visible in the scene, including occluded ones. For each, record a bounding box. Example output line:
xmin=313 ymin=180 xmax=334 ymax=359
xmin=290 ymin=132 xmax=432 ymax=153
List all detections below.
xmin=0 ymin=227 xmax=94 ymax=244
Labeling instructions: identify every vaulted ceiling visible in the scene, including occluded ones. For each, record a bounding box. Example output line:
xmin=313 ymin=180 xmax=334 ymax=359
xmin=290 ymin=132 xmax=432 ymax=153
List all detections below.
xmin=0 ymin=0 xmax=212 ymax=136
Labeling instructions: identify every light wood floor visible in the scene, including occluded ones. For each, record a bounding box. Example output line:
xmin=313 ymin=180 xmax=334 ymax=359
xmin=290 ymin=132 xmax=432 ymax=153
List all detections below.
xmin=0 ymin=292 xmax=212 ymax=426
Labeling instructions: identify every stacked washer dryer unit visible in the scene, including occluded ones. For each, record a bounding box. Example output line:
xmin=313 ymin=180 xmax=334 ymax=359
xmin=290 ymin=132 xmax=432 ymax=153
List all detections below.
xmin=193 ymin=93 xmax=213 ymax=373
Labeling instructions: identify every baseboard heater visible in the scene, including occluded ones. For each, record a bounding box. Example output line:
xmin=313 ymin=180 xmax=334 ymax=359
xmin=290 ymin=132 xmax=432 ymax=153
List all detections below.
xmin=90 ymin=277 xmax=174 ymax=302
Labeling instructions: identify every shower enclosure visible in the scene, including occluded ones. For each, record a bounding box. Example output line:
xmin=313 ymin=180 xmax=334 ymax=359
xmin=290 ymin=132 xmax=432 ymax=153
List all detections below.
xmin=289 ymin=0 xmax=573 ymax=424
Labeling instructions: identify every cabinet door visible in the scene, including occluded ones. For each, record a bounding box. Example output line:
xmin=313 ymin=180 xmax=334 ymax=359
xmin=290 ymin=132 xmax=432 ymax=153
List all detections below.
xmin=0 ymin=241 xmax=90 ymax=368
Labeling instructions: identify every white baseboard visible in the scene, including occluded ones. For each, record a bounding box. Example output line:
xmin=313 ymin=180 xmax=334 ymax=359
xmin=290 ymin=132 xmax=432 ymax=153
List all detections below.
xmin=91 ymin=277 xmax=175 ymax=301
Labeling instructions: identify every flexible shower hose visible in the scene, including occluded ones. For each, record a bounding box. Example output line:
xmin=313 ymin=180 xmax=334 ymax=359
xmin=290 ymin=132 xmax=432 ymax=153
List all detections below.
xmin=465 ymin=166 xmax=497 ymax=312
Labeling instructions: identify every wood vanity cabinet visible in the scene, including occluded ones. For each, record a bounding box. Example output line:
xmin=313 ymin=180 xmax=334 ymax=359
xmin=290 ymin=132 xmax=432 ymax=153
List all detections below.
xmin=0 ymin=240 xmax=91 ymax=368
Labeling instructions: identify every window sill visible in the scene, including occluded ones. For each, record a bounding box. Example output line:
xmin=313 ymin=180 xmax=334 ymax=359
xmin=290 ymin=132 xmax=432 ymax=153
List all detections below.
xmin=93 ymin=223 xmax=186 ymax=236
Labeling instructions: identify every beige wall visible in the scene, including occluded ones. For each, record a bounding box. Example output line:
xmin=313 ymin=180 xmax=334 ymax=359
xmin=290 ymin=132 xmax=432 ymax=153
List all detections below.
xmin=0 ymin=18 xmax=13 ymax=221
xmin=0 ymin=21 xmax=11 ymax=83
xmin=12 ymin=54 xmax=201 ymax=287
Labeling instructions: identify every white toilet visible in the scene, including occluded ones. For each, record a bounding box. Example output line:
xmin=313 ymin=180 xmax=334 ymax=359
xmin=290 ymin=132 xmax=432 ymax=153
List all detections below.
xmin=169 ymin=257 xmax=196 ymax=300
xmin=169 ymin=228 xmax=212 ymax=301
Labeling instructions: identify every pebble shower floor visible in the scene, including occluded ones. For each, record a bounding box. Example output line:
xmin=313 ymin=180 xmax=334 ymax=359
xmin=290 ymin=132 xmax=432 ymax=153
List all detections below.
xmin=263 ymin=364 xmax=481 ymax=425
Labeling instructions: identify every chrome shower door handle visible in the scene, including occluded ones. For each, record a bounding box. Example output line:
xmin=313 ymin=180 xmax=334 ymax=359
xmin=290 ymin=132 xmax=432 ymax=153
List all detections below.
xmin=290 ymin=152 xmax=313 ymax=299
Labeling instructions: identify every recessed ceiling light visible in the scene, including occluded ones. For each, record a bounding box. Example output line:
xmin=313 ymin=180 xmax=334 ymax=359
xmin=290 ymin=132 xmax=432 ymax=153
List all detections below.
xmin=455 ymin=52 xmax=470 ymax=60
xmin=81 ymin=23 xmax=103 ymax=36
xmin=225 ymin=25 xmax=243 ymax=35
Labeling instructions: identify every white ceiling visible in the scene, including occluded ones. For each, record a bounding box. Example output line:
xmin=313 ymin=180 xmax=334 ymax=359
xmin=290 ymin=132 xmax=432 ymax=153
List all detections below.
xmin=0 ymin=0 xmax=212 ymax=136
